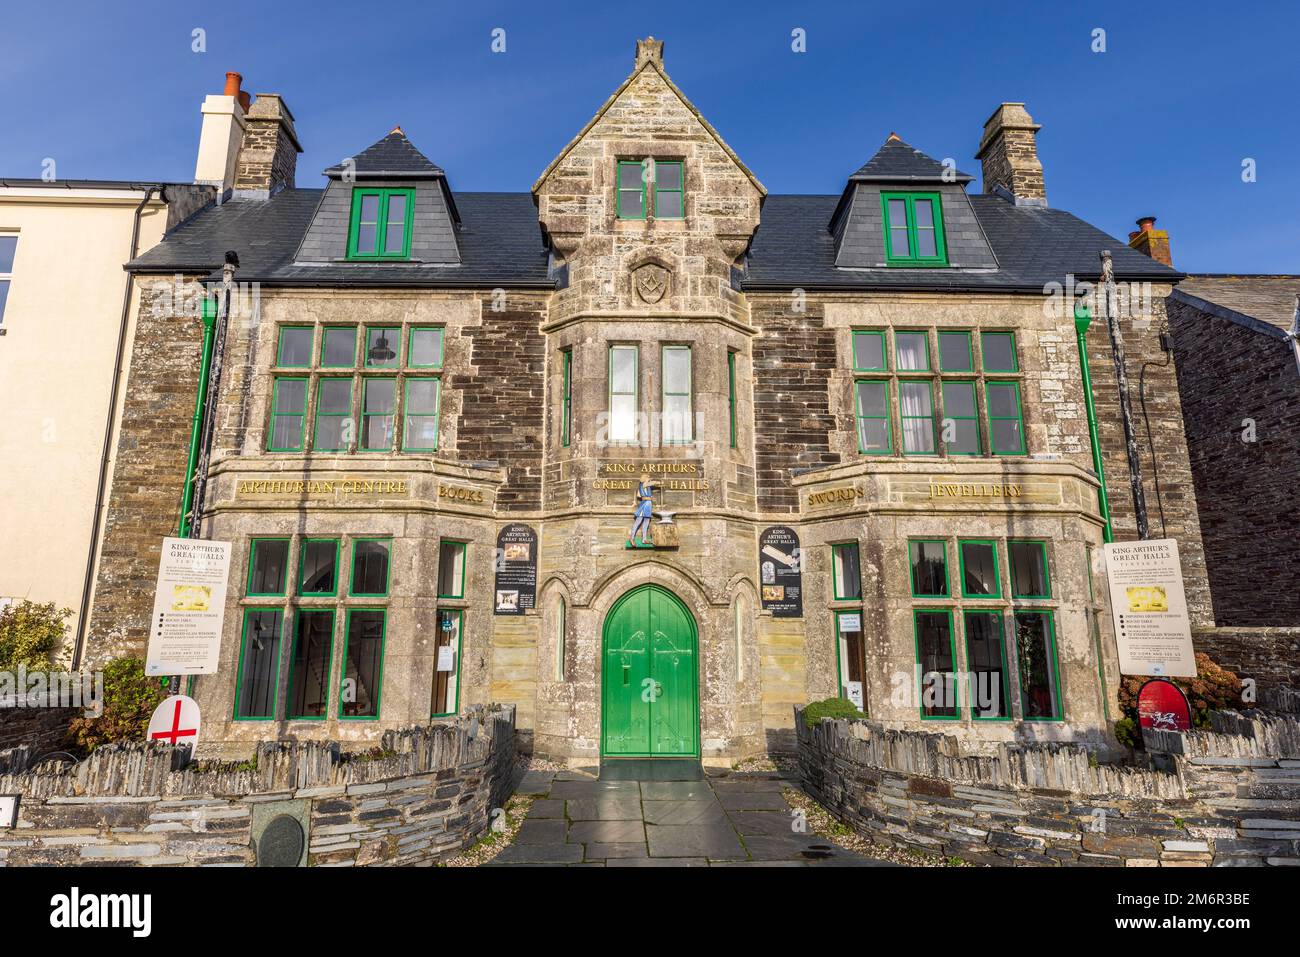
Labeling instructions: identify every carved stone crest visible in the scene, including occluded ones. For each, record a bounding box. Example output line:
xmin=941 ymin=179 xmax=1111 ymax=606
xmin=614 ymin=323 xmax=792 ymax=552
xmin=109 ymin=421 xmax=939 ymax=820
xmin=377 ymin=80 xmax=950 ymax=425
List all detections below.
xmin=633 ymin=262 xmax=670 ymax=304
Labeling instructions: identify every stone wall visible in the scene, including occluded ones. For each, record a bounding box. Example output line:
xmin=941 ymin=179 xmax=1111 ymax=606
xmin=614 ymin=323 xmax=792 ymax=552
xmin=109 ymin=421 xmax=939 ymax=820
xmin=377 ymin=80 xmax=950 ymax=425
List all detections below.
xmin=1193 ymin=626 xmax=1300 ymax=693
xmin=0 ymin=707 xmax=70 ymax=755
xmin=1168 ymin=298 xmax=1300 ymax=627
xmin=798 ymin=706 xmax=1300 ymax=866
xmin=0 ymin=706 xmax=515 ymax=867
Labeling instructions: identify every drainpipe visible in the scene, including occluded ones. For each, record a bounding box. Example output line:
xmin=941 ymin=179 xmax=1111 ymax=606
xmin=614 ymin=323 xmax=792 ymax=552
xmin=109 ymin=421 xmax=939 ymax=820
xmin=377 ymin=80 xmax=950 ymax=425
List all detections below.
xmin=71 ymin=185 xmax=161 ymax=672
xmin=177 ymin=296 xmax=218 ymax=537
xmin=1100 ymin=249 xmax=1150 ymax=540
xmin=1074 ymin=299 xmax=1112 ymax=543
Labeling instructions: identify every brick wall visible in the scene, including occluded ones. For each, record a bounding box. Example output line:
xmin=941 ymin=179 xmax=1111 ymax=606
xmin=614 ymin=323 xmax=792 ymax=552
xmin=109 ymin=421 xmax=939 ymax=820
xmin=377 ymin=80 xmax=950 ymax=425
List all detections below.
xmin=750 ymin=297 xmax=840 ymax=512
xmin=1168 ymin=299 xmax=1300 ymax=626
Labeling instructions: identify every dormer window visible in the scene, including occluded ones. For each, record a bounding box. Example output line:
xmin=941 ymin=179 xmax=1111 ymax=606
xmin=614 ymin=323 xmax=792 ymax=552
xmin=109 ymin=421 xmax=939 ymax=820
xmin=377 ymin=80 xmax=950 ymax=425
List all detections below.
xmin=347 ymin=187 xmax=414 ymax=260
xmin=881 ymin=192 xmax=947 ymax=266
xmin=616 ymin=159 xmax=685 ymax=220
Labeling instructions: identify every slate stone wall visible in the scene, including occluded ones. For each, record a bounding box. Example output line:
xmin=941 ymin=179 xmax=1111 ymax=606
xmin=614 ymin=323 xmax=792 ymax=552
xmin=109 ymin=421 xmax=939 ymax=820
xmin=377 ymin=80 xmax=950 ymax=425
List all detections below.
xmin=798 ymin=706 xmax=1300 ymax=866
xmin=0 ymin=707 xmax=70 ymax=755
xmin=0 ymin=706 xmax=515 ymax=867
xmin=1193 ymin=626 xmax=1300 ymax=693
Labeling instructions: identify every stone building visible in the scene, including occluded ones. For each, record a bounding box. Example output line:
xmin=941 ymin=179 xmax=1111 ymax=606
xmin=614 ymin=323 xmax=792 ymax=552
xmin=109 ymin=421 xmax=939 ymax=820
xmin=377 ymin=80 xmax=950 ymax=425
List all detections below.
xmin=91 ymin=41 xmax=1207 ymax=764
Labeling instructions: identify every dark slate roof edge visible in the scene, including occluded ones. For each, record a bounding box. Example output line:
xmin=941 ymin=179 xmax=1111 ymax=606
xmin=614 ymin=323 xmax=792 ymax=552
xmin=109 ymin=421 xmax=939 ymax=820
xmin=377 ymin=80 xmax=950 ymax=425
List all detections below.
xmin=0 ymin=178 xmax=189 ymax=190
xmin=849 ymin=172 xmax=975 ymax=184
xmin=1170 ymin=290 xmax=1289 ymax=341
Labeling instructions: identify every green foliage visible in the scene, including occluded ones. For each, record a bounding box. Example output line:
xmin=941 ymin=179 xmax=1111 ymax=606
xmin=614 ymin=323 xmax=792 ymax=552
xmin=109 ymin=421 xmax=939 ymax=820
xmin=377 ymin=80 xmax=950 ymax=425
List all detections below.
xmin=65 ymin=657 xmax=166 ymax=753
xmin=803 ymin=697 xmax=866 ymax=728
xmin=1113 ymin=717 xmax=1140 ymax=749
xmin=1117 ymin=652 xmax=1248 ymax=741
xmin=0 ymin=600 xmax=71 ymax=670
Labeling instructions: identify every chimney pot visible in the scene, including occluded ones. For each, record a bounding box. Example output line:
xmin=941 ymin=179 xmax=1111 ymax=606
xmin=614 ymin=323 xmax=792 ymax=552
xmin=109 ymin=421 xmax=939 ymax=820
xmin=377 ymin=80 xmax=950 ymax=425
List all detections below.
xmin=223 ymin=72 xmax=243 ymax=97
xmin=1127 ymin=215 xmax=1173 ymax=267
xmin=1137 ymin=216 xmax=1157 ymax=232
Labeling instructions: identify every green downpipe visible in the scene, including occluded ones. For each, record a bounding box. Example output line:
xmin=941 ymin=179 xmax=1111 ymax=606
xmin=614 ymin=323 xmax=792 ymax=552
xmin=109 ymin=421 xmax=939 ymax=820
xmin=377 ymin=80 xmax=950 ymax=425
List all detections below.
xmin=177 ymin=296 xmax=218 ymax=539
xmin=1074 ymin=301 xmax=1113 ymax=543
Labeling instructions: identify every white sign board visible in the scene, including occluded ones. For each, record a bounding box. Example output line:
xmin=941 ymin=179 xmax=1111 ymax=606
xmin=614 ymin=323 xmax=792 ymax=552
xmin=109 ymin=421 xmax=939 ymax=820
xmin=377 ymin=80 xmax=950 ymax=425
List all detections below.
xmin=839 ymin=614 xmax=861 ymax=632
xmin=437 ymin=646 xmax=457 ymax=673
xmin=1103 ymin=538 xmax=1197 ymax=677
xmin=146 ymin=537 xmax=232 ymax=676
xmin=845 ymin=681 xmax=864 ymax=710
xmin=146 ymin=695 xmax=201 ymax=749
xmin=0 ymin=794 xmax=18 ymax=829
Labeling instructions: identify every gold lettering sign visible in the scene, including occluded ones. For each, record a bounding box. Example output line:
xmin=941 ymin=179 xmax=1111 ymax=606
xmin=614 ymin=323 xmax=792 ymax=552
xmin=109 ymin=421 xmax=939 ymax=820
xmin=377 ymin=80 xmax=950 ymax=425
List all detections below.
xmin=807 ymin=486 xmax=863 ymax=508
xmin=928 ymin=482 xmax=1023 ymax=499
xmin=592 ymin=461 xmax=708 ymax=491
xmin=236 ymin=478 xmax=409 ymax=497
xmin=438 ymin=483 xmax=487 ymax=504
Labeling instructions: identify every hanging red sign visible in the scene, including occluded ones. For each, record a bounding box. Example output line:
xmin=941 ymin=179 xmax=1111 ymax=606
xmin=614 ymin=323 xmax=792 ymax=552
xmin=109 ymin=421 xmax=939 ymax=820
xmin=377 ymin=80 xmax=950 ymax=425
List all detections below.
xmin=1137 ymin=679 xmax=1192 ymax=732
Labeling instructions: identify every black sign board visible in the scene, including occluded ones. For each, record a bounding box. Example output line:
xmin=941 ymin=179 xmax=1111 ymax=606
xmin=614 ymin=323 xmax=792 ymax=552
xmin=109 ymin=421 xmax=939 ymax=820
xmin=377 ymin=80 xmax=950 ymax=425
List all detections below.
xmin=494 ymin=523 xmax=538 ymax=615
xmin=758 ymin=526 xmax=803 ymax=617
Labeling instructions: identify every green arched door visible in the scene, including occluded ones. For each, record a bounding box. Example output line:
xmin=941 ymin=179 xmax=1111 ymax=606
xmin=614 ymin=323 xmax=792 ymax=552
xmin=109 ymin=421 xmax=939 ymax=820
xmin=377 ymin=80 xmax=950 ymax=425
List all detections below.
xmin=601 ymin=585 xmax=699 ymax=758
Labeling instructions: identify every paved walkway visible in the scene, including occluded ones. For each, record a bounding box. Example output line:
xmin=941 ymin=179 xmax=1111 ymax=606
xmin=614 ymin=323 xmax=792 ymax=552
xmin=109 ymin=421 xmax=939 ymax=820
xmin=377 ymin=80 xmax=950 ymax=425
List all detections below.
xmin=490 ymin=769 xmax=893 ymax=866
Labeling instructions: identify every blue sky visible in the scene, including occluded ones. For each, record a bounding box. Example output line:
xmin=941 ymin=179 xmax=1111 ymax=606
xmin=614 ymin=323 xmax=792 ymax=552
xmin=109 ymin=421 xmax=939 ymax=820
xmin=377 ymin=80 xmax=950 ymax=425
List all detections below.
xmin=2 ymin=0 xmax=1296 ymax=272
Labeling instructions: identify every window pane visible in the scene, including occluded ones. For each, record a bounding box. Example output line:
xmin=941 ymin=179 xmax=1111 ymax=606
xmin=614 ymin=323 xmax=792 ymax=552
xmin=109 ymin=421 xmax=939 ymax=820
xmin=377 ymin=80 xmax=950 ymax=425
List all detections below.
xmin=833 ymin=544 xmax=861 ymax=600
xmin=356 ymin=225 xmax=377 ymax=254
xmin=965 ymin=612 xmax=1009 ymax=719
xmin=887 ymin=199 xmax=909 ymax=257
xmin=1016 ymin=612 xmax=1061 ymax=719
xmin=909 ymin=541 xmax=947 ymax=596
xmin=0 ymin=235 xmax=16 ymax=273
xmin=249 ymin=539 xmax=289 ymax=595
xmin=948 ymin=419 xmax=980 ymax=455
xmin=896 ymin=332 xmax=928 ymax=370
xmin=365 ymin=327 xmax=399 ymax=367
xmin=274 ymin=377 xmax=306 ymax=412
xmin=317 ymin=378 xmax=350 ymax=415
xmin=1009 ymin=542 xmax=1049 ymax=597
xmin=618 ymin=189 xmax=643 ymax=219
xmin=270 ymin=414 xmax=304 ymax=451
xmin=942 ymin=381 xmax=976 ymax=417
xmin=342 ymin=610 xmax=385 ymax=718
xmin=278 ymin=328 xmax=313 ymax=367
xmin=981 ymin=332 xmax=1018 ymax=371
xmin=853 ymin=332 xmax=884 ymax=370
xmin=383 ymin=194 xmax=407 ymax=254
xmin=0 ymin=280 xmax=9 ymax=323
xmin=361 ymin=378 xmax=396 ymax=450
xmin=321 ymin=327 xmax=356 ymax=367
xmin=610 ymin=394 xmax=638 ymax=442
xmin=438 ymin=542 xmax=465 ymax=598
xmin=300 ymin=540 xmax=337 ymax=595
xmin=914 ymin=200 xmax=937 ymax=258
xmin=663 ymin=348 xmax=690 ymax=393
xmin=663 ymin=394 xmax=692 ymax=443
xmin=406 ymin=378 xmax=439 ymax=414
xmin=991 ymin=419 xmax=1021 ymax=453
xmin=410 ymin=327 xmax=444 ymax=367
xmin=656 ymin=163 xmax=682 ymax=190
xmin=359 ymin=194 xmax=380 ymax=222
xmin=938 ymin=332 xmax=972 ymax=371
xmin=619 ymin=163 xmax=644 ymax=189
xmin=384 ymin=222 xmax=405 ymax=254
xmin=855 ymin=380 xmax=887 ymax=417
xmin=236 ymin=610 xmax=283 ymax=719
xmin=900 ymin=381 xmax=935 ymax=454
xmin=404 ymin=378 xmax=440 ymax=450
xmin=314 ymin=380 xmax=351 ymax=451
xmin=913 ymin=199 xmax=934 ymax=229
xmin=289 ymin=610 xmax=333 ymax=718
xmin=351 ymin=540 xmax=390 ymax=596
xmin=987 ymin=383 xmax=1018 ymax=417
xmin=431 ymin=609 xmax=462 ymax=715
xmin=915 ymin=612 xmax=957 ymax=718
xmin=855 ymin=380 xmax=889 ymax=453
xmin=960 ymin=541 xmax=998 ymax=596
xmin=656 ymin=190 xmax=683 ymax=218
xmin=610 ymin=346 xmax=636 ymax=392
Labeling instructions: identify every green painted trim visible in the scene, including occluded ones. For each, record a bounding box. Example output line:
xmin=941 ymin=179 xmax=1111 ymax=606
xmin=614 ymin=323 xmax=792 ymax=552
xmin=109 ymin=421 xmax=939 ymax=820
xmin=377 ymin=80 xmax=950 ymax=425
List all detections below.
xmin=938 ymin=330 xmax=973 ymax=372
xmin=275 ymin=326 xmax=313 ymax=368
xmin=346 ymin=187 xmax=414 ymax=260
xmin=349 ymin=537 xmax=392 ymax=597
xmin=833 ymin=608 xmax=864 ymax=696
xmin=286 ymin=608 xmax=335 ymax=721
xmin=940 ymin=380 xmax=982 ymax=456
xmin=437 ymin=540 xmax=467 ymax=599
xmin=661 ymin=344 xmax=692 ymax=444
xmin=1008 ymin=540 xmax=1052 ymax=599
xmin=727 ymin=350 xmax=737 ymax=449
xmin=653 ymin=160 xmax=685 ymax=219
xmin=401 ymin=376 xmax=441 ymax=452
xmin=246 ymin=538 xmax=291 ymax=597
xmin=851 ymin=330 xmax=888 ymax=371
xmin=358 ymin=376 xmax=397 ymax=452
xmin=312 ymin=377 xmax=353 ymax=452
xmin=980 ymin=330 xmax=1020 ymax=372
xmin=963 ymin=610 xmax=1012 ymax=721
xmin=338 ymin=607 xmax=387 ymax=720
xmin=898 ymin=378 xmax=939 ymax=455
xmin=266 ymin=376 xmax=308 ymax=451
xmin=985 ymin=380 xmax=1026 ymax=455
xmin=320 ymin=326 xmax=357 ymax=369
xmin=1015 ymin=609 xmax=1064 ymax=721
xmin=608 ymin=344 xmax=639 ymax=445
xmin=298 ymin=538 xmax=340 ymax=597
xmin=560 ymin=349 xmax=572 ymax=448
xmin=616 ymin=160 xmax=647 ymax=220
xmin=233 ymin=607 xmax=283 ymax=721
xmin=908 ymin=538 xmax=949 ymax=598
xmin=957 ymin=538 xmax=1002 ymax=599
xmin=177 ymin=296 xmax=218 ymax=537
xmin=831 ymin=542 xmax=863 ymax=601
xmin=431 ymin=608 xmax=463 ymax=718
xmin=1073 ymin=303 xmax=1113 ymax=542
xmin=854 ymin=379 xmax=893 ymax=454
xmin=408 ymin=326 xmax=445 ymax=369
xmin=912 ymin=608 xmax=959 ymax=719
xmin=880 ymin=191 xmax=948 ymax=266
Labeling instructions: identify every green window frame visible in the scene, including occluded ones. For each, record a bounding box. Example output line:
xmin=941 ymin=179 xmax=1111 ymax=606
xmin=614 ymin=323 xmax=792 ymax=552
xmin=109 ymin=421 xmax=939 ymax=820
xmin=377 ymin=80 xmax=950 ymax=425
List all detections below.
xmin=431 ymin=608 xmax=463 ymax=717
xmin=287 ymin=609 xmax=335 ymax=720
xmin=938 ymin=330 xmax=973 ymax=372
xmin=653 ymin=160 xmax=684 ymax=219
xmin=661 ymin=345 xmax=693 ymax=444
xmin=346 ymin=187 xmax=414 ymax=260
xmin=320 ymin=326 xmax=357 ymax=368
xmin=408 ymin=327 xmax=445 ymax=369
xmin=852 ymin=330 xmax=887 ymax=371
xmin=402 ymin=377 xmax=441 ymax=452
xmin=313 ymin=378 xmax=353 ymax=452
xmin=958 ymin=539 xmax=1001 ymax=599
xmin=246 ymin=538 xmax=290 ymax=597
xmin=881 ymin=192 xmax=948 ymax=266
xmin=964 ymin=611 xmax=1011 ymax=721
xmin=854 ymin=380 xmax=892 ymax=454
xmin=233 ymin=608 xmax=283 ymax=721
xmin=913 ymin=609 xmax=958 ymax=719
xmin=831 ymin=542 xmax=862 ymax=601
xmin=727 ymin=350 xmax=737 ymax=449
xmin=267 ymin=377 xmax=308 ymax=452
xmin=908 ymin=539 xmax=948 ymax=597
xmin=560 ymin=349 xmax=573 ymax=448
xmin=834 ymin=609 xmax=866 ymax=700
xmin=608 ymin=344 xmax=639 ymax=444
xmin=980 ymin=331 xmax=1019 ymax=372
xmin=1008 ymin=540 xmax=1051 ymax=599
xmin=298 ymin=538 xmax=340 ymax=596
xmin=349 ymin=538 xmax=392 ymax=597
xmin=276 ymin=326 xmax=314 ymax=368
xmin=437 ymin=540 xmax=467 ymax=599
xmin=359 ymin=377 xmax=397 ymax=451
xmin=1016 ymin=610 xmax=1063 ymax=721
xmin=899 ymin=379 xmax=937 ymax=455
xmin=339 ymin=608 xmax=386 ymax=719
xmin=940 ymin=381 xmax=982 ymax=456
xmin=985 ymin=381 xmax=1026 ymax=455
xmin=616 ymin=161 xmax=646 ymax=220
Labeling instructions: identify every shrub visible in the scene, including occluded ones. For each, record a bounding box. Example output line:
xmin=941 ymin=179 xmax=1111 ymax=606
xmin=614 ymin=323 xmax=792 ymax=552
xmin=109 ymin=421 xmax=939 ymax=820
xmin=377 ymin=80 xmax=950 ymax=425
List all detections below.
xmin=66 ymin=657 xmax=166 ymax=753
xmin=0 ymin=600 xmax=70 ymax=671
xmin=1115 ymin=652 xmax=1249 ymax=746
xmin=803 ymin=697 xmax=866 ymax=728
xmin=1113 ymin=717 xmax=1140 ymax=749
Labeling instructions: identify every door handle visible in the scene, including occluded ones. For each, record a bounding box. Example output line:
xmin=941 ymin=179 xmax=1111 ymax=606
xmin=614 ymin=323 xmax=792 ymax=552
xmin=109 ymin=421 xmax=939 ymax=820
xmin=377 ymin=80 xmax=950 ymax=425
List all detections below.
xmin=622 ymin=664 xmax=630 ymax=687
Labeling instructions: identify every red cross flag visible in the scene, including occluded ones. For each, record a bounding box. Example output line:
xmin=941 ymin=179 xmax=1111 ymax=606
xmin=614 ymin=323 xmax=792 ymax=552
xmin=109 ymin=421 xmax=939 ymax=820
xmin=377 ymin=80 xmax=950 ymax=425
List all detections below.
xmin=147 ymin=695 xmax=201 ymax=749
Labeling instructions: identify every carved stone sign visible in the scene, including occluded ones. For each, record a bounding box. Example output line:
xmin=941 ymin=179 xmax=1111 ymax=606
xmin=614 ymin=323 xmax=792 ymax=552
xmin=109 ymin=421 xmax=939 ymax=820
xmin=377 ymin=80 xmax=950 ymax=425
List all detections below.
xmin=633 ymin=262 xmax=670 ymax=304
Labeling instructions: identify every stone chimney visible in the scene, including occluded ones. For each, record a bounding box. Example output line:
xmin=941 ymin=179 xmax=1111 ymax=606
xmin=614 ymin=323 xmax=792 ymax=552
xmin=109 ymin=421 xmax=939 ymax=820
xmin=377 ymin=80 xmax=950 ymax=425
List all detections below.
xmin=193 ymin=71 xmax=248 ymax=193
xmin=232 ymin=93 xmax=302 ymax=199
xmin=975 ymin=103 xmax=1046 ymax=206
xmin=1128 ymin=216 xmax=1173 ymax=267
xmin=635 ymin=36 xmax=664 ymax=70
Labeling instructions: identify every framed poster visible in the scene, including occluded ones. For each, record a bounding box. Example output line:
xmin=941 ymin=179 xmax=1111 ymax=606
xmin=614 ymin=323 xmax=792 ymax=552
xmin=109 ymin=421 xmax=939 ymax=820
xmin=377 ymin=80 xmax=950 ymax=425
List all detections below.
xmin=1103 ymin=539 xmax=1196 ymax=677
xmin=758 ymin=526 xmax=803 ymax=617
xmin=494 ymin=523 xmax=538 ymax=615
xmin=146 ymin=537 xmax=232 ymax=676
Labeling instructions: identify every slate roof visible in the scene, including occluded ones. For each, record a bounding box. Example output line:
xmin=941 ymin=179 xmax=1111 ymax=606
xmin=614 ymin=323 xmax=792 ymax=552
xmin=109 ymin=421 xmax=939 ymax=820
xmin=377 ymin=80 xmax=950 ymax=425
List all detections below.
xmin=323 ymin=130 xmax=445 ymax=178
xmin=1172 ymin=275 xmax=1300 ymax=336
xmin=848 ymin=135 xmax=975 ymax=184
